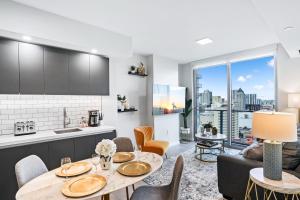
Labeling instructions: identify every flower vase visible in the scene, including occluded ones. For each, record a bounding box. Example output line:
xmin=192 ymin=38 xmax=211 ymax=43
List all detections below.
xmin=99 ymin=155 xmax=112 ymax=170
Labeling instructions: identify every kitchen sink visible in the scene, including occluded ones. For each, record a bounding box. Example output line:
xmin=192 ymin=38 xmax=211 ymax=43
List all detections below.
xmin=54 ymin=128 xmax=82 ymax=134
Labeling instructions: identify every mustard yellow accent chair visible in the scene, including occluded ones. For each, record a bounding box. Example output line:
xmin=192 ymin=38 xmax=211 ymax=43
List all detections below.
xmin=134 ymin=126 xmax=169 ymax=157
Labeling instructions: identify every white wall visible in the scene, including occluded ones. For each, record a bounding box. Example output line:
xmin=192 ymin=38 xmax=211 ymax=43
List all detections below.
xmin=277 ymin=45 xmax=300 ymax=118
xmin=0 ymin=0 xmax=132 ymax=58
xmin=111 ymin=54 xmax=149 ymax=142
xmin=148 ymin=55 xmax=180 ymax=145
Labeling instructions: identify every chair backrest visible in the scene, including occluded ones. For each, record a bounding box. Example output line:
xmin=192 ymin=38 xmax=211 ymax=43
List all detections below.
xmin=134 ymin=126 xmax=154 ymax=149
xmin=15 ymin=155 xmax=48 ymax=188
xmin=113 ymin=137 xmax=134 ymax=152
xmin=169 ymin=155 xmax=184 ymax=200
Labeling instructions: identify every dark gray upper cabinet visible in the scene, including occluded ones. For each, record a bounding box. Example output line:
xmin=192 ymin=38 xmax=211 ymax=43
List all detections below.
xmin=90 ymin=55 xmax=109 ymax=95
xmin=0 ymin=38 xmax=19 ymax=94
xmin=19 ymin=42 xmax=44 ymax=94
xmin=44 ymin=47 xmax=69 ymax=94
xmin=69 ymin=52 xmax=90 ymax=95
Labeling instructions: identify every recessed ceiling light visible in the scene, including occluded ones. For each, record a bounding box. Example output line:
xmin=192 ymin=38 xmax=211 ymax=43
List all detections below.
xmin=91 ymin=49 xmax=98 ymax=54
xmin=196 ymin=38 xmax=213 ymax=45
xmin=283 ymin=26 xmax=295 ymax=31
xmin=22 ymin=35 xmax=32 ymax=41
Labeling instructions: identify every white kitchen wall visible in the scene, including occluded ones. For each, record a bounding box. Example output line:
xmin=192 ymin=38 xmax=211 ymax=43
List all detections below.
xmin=0 ymin=95 xmax=109 ymax=134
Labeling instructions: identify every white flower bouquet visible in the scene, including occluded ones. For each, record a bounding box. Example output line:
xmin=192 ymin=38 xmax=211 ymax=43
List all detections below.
xmin=95 ymin=139 xmax=116 ymax=156
xmin=95 ymin=139 xmax=116 ymax=169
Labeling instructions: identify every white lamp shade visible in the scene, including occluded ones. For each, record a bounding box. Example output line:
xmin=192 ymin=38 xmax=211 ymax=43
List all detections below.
xmin=252 ymin=111 xmax=297 ymax=142
xmin=288 ymin=93 xmax=300 ymax=108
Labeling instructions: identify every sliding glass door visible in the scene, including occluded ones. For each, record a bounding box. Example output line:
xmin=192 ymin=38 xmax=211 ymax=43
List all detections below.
xmin=194 ymin=64 xmax=228 ymax=139
xmin=194 ymin=56 xmax=275 ymax=146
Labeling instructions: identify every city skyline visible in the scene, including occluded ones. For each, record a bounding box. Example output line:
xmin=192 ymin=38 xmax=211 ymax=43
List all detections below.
xmin=196 ymin=56 xmax=275 ymax=100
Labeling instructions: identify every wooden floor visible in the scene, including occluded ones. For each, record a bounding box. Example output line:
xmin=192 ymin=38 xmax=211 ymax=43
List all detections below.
xmin=109 ymin=142 xmax=194 ymax=200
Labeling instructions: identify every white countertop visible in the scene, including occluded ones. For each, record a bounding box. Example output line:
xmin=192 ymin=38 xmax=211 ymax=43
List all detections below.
xmin=0 ymin=125 xmax=116 ymax=149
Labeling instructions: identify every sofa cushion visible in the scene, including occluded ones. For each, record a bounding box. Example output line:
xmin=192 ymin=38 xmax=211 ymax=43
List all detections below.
xmin=282 ymin=141 xmax=300 ymax=170
xmin=295 ymin=164 xmax=300 ymax=174
xmin=242 ymin=143 xmax=263 ymax=161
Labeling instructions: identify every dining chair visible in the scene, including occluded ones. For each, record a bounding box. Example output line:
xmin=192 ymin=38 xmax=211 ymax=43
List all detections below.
xmin=113 ymin=137 xmax=134 ymax=152
xmin=134 ymin=126 xmax=169 ymax=157
xmin=112 ymin=137 xmax=135 ymax=200
xmin=130 ymin=155 xmax=184 ymax=200
xmin=15 ymin=155 xmax=48 ymax=188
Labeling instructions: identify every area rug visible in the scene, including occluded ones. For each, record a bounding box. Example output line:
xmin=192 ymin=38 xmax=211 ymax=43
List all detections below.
xmin=144 ymin=148 xmax=240 ymax=200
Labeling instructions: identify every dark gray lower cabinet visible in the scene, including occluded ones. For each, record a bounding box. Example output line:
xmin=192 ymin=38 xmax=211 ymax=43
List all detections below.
xmin=0 ymin=131 xmax=116 ymax=200
xmin=74 ymin=136 xmax=95 ymax=162
xmin=48 ymin=139 xmax=75 ymax=169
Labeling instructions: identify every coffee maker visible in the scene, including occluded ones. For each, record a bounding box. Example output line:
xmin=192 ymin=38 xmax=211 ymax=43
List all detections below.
xmin=88 ymin=110 xmax=101 ymax=127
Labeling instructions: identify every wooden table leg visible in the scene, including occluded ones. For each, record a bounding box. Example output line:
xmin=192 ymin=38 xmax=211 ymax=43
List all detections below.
xmin=102 ymin=194 xmax=110 ymax=200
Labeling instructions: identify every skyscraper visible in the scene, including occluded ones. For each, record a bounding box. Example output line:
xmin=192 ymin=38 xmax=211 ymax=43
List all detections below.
xmin=245 ymin=94 xmax=257 ymax=105
xmin=232 ymin=88 xmax=245 ymax=110
xmin=200 ymin=90 xmax=212 ymax=107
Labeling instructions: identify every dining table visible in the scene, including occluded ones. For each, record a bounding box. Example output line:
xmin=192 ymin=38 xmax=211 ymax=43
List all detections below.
xmin=16 ymin=152 xmax=163 ymax=200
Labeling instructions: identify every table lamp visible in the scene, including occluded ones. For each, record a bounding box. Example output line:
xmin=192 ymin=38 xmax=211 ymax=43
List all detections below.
xmin=288 ymin=93 xmax=300 ymax=123
xmin=252 ymin=111 xmax=297 ymax=180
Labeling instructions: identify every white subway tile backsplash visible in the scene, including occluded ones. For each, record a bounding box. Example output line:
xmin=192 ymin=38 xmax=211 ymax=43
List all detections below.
xmin=0 ymin=95 xmax=103 ymax=135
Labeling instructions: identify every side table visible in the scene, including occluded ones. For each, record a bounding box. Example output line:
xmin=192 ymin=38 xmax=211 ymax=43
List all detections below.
xmin=244 ymin=168 xmax=300 ymax=200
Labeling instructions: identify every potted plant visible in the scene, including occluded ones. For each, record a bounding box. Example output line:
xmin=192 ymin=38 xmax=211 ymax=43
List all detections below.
xmin=212 ymin=127 xmax=218 ymax=135
xmin=117 ymin=95 xmax=127 ymax=111
xmin=203 ymin=123 xmax=213 ymax=136
xmin=180 ymin=98 xmax=192 ymax=139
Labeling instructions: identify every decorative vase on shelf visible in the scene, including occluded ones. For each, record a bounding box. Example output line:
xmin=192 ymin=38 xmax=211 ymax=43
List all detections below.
xmin=95 ymin=139 xmax=116 ymax=170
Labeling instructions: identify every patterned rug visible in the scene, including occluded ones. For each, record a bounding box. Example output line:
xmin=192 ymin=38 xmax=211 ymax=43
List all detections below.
xmin=144 ymin=148 xmax=240 ymax=200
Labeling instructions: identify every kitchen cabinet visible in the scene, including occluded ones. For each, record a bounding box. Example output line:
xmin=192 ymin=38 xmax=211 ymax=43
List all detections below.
xmin=0 ymin=38 xmax=19 ymax=94
xmin=69 ymin=52 xmax=90 ymax=95
xmin=44 ymin=47 xmax=69 ymax=94
xmin=48 ymin=139 xmax=75 ymax=169
xmin=19 ymin=42 xmax=44 ymax=94
xmin=89 ymin=55 xmax=109 ymax=95
xmin=74 ymin=136 xmax=95 ymax=162
xmin=0 ymin=131 xmax=116 ymax=200
xmin=0 ymin=37 xmax=110 ymax=96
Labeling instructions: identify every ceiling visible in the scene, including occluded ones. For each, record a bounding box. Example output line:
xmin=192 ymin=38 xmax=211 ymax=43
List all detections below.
xmin=11 ymin=0 xmax=299 ymax=63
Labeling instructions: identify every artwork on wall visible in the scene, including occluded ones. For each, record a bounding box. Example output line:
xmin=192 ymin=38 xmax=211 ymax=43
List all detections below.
xmin=153 ymin=84 xmax=186 ymax=115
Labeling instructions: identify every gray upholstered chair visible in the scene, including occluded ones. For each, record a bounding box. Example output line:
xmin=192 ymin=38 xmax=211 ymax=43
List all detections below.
xmin=113 ymin=137 xmax=134 ymax=152
xmin=113 ymin=137 xmax=135 ymax=200
xmin=130 ymin=155 xmax=184 ymax=200
xmin=15 ymin=155 xmax=48 ymax=188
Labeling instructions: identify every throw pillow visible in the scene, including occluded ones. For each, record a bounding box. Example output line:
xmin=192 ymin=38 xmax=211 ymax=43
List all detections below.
xmin=282 ymin=140 xmax=300 ymax=170
xmin=242 ymin=143 xmax=263 ymax=161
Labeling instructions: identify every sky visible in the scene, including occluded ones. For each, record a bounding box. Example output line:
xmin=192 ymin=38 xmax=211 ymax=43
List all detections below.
xmin=196 ymin=56 xmax=275 ymax=100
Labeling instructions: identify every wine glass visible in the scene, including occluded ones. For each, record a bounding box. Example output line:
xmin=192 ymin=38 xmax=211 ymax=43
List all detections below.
xmin=91 ymin=154 xmax=100 ymax=173
xmin=136 ymin=145 xmax=142 ymax=161
xmin=61 ymin=157 xmax=72 ymax=181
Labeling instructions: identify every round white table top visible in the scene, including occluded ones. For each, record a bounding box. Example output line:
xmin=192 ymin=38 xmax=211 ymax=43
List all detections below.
xmin=16 ymin=152 xmax=163 ymax=200
xmin=250 ymin=168 xmax=300 ymax=194
xmin=195 ymin=133 xmax=227 ymax=140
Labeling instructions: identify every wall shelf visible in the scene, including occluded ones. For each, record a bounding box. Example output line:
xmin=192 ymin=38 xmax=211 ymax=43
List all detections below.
xmin=118 ymin=108 xmax=138 ymax=113
xmin=128 ymin=71 xmax=148 ymax=77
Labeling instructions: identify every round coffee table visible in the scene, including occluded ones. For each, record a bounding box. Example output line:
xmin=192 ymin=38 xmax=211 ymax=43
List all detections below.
xmin=194 ymin=133 xmax=226 ymax=162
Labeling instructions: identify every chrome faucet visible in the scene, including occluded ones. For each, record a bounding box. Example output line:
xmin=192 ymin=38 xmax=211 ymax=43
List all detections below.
xmin=63 ymin=107 xmax=71 ymax=128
